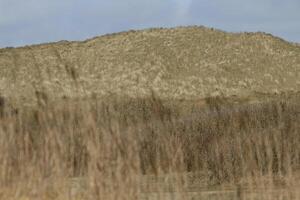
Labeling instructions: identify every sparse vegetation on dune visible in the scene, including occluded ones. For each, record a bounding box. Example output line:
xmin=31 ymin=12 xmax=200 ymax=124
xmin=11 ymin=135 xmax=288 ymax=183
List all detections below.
xmin=0 ymin=93 xmax=299 ymax=199
xmin=0 ymin=26 xmax=300 ymax=106
xmin=0 ymin=26 xmax=299 ymax=199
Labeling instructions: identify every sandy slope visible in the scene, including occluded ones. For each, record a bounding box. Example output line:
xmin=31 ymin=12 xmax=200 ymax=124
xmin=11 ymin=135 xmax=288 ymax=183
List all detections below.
xmin=0 ymin=26 xmax=299 ymax=106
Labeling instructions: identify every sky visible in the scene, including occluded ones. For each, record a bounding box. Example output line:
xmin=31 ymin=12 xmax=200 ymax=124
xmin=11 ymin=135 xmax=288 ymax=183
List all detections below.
xmin=0 ymin=0 xmax=299 ymax=48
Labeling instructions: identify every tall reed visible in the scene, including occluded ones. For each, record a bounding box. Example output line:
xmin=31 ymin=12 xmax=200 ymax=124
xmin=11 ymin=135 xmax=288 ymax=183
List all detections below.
xmin=0 ymin=94 xmax=299 ymax=199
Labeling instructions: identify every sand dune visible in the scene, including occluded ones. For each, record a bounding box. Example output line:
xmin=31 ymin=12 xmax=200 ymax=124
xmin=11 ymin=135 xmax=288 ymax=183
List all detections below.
xmin=0 ymin=26 xmax=299 ymax=106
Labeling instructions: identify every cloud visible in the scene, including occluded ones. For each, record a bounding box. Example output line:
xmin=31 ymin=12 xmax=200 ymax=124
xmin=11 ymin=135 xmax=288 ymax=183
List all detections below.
xmin=173 ymin=0 xmax=193 ymax=22
xmin=0 ymin=0 xmax=73 ymax=26
xmin=0 ymin=0 xmax=178 ymax=47
xmin=189 ymin=0 xmax=300 ymax=22
xmin=0 ymin=0 xmax=299 ymax=47
xmin=188 ymin=0 xmax=300 ymax=41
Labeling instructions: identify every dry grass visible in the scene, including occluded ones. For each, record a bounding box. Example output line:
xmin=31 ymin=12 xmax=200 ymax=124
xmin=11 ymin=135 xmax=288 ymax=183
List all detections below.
xmin=0 ymin=93 xmax=299 ymax=200
xmin=1 ymin=26 xmax=299 ymax=200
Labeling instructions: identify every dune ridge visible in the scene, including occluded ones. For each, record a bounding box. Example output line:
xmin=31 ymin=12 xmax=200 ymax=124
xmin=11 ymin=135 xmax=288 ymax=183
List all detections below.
xmin=0 ymin=26 xmax=299 ymax=106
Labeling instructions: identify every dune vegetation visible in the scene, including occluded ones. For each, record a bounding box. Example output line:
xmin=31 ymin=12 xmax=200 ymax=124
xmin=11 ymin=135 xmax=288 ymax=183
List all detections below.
xmin=0 ymin=92 xmax=299 ymax=199
xmin=0 ymin=26 xmax=299 ymax=199
xmin=0 ymin=26 xmax=300 ymax=107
